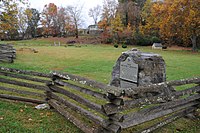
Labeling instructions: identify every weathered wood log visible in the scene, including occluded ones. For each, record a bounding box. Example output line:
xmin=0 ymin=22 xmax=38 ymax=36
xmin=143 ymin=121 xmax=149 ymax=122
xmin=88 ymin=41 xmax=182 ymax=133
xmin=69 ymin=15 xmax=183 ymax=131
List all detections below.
xmin=102 ymin=94 xmax=170 ymax=116
xmin=175 ymin=85 xmax=200 ymax=97
xmin=124 ymin=94 xmax=200 ymax=121
xmin=0 ymin=86 xmax=45 ymax=97
xmin=0 ymin=50 xmax=16 ymax=53
xmin=48 ymin=99 xmax=95 ymax=133
xmin=139 ymin=107 xmax=197 ymax=133
xmin=105 ymin=77 xmax=200 ymax=97
xmin=51 ymin=93 xmax=106 ymax=125
xmin=102 ymin=103 xmax=124 ymax=115
xmin=0 ymin=44 xmax=16 ymax=63
xmin=49 ymin=85 xmax=105 ymax=115
xmin=54 ymin=79 xmax=107 ymax=100
xmin=0 ymin=66 xmax=51 ymax=78
xmin=0 ymin=71 xmax=50 ymax=83
xmin=121 ymin=101 xmax=199 ymax=128
xmin=109 ymin=98 xmax=124 ymax=106
xmin=0 ymin=77 xmax=48 ymax=91
xmin=0 ymin=54 xmax=15 ymax=58
xmin=0 ymin=58 xmax=13 ymax=63
xmin=102 ymin=85 xmax=200 ymax=115
xmin=0 ymin=49 xmax=15 ymax=51
xmin=123 ymin=85 xmax=200 ymax=109
xmin=0 ymin=44 xmax=14 ymax=47
xmin=108 ymin=113 xmax=124 ymax=122
xmin=52 ymin=71 xmax=113 ymax=91
xmin=51 ymin=92 xmax=121 ymax=133
xmin=0 ymin=94 xmax=45 ymax=104
xmin=167 ymin=78 xmax=200 ymax=86
xmin=104 ymin=124 xmax=121 ymax=133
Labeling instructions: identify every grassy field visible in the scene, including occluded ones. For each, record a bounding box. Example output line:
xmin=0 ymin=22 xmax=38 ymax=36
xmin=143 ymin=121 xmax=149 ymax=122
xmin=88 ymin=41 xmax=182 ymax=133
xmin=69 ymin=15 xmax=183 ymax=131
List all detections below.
xmin=0 ymin=39 xmax=200 ymax=132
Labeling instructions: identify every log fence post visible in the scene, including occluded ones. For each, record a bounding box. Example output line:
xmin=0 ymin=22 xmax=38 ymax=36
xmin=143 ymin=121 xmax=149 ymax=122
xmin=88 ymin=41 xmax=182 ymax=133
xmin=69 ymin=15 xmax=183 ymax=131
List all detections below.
xmin=100 ymin=94 xmax=123 ymax=133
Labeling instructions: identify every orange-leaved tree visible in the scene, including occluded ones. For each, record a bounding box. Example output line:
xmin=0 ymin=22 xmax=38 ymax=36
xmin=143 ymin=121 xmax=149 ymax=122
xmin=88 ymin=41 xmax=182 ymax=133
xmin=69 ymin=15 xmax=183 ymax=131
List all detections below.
xmin=141 ymin=0 xmax=200 ymax=51
xmin=0 ymin=0 xmax=28 ymax=39
xmin=41 ymin=3 xmax=58 ymax=37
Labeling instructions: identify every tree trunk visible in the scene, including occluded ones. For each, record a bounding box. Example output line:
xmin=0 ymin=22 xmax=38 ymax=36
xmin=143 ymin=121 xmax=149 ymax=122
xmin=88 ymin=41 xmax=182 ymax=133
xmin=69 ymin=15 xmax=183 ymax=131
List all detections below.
xmin=22 ymin=32 xmax=25 ymax=40
xmin=75 ymin=27 xmax=78 ymax=38
xmin=191 ymin=35 xmax=197 ymax=52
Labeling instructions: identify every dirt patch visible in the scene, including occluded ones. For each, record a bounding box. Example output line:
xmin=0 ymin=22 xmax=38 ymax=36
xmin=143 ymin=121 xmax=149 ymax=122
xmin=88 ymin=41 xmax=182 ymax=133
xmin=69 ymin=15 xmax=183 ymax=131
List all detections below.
xmin=17 ymin=48 xmax=38 ymax=53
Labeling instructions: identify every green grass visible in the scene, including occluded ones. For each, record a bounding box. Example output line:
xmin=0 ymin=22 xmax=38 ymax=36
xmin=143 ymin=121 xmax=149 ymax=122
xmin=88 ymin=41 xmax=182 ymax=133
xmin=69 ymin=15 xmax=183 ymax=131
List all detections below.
xmin=0 ymin=39 xmax=200 ymax=132
xmin=0 ymin=100 xmax=82 ymax=133
xmin=1 ymin=43 xmax=199 ymax=83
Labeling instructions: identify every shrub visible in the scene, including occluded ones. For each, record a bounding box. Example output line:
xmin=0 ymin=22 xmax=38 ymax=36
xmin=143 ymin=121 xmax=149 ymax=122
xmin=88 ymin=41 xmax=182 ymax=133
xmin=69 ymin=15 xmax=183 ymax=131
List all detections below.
xmin=106 ymin=38 xmax=113 ymax=43
xmin=114 ymin=44 xmax=118 ymax=48
xmin=151 ymin=36 xmax=161 ymax=43
xmin=122 ymin=43 xmax=127 ymax=48
xmin=134 ymin=33 xmax=161 ymax=46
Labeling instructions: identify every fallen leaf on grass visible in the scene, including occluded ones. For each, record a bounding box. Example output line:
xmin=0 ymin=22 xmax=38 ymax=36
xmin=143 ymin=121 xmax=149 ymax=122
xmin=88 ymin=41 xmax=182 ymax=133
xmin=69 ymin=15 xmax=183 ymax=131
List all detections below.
xmin=46 ymin=112 xmax=52 ymax=116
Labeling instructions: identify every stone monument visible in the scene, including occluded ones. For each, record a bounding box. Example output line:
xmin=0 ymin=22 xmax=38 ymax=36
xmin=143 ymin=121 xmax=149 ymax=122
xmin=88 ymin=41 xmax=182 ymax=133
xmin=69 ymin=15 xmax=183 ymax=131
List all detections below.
xmin=110 ymin=49 xmax=166 ymax=89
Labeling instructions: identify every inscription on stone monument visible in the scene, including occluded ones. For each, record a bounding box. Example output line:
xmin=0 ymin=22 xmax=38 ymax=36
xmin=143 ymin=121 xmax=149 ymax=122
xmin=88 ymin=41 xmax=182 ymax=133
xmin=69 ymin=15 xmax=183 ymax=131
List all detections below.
xmin=120 ymin=57 xmax=138 ymax=82
xmin=120 ymin=57 xmax=138 ymax=88
xmin=110 ymin=50 xmax=166 ymax=89
xmin=120 ymin=80 xmax=137 ymax=88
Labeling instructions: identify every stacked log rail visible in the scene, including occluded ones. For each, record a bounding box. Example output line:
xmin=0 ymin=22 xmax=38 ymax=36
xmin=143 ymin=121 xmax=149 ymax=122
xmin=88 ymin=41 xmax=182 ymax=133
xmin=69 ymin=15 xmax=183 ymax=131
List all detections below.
xmin=0 ymin=44 xmax=16 ymax=63
xmin=0 ymin=66 xmax=51 ymax=104
xmin=0 ymin=67 xmax=199 ymax=133
xmin=50 ymin=71 xmax=200 ymax=133
xmin=49 ymin=71 xmax=122 ymax=133
xmin=102 ymin=77 xmax=200 ymax=133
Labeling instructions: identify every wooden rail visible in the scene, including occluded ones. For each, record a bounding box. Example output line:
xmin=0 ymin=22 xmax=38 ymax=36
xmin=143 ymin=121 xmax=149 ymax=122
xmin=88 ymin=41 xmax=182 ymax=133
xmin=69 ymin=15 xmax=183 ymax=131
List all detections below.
xmin=0 ymin=44 xmax=16 ymax=63
xmin=50 ymin=71 xmax=200 ymax=133
xmin=0 ymin=67 xmax=199 ymax=133
xmin=0 ymin=67 xmax=50 ymax=104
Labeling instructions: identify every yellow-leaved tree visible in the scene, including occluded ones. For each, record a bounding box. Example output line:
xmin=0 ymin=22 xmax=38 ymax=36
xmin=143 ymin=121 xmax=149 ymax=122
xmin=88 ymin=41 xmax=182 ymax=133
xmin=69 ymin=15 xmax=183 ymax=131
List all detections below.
xmin=110 ymin=14 xmax=124 ymax=43
xmin=141 ymin=0 xmax=200 ymax=51
xmin=0 ymin=0 xmax=28 ymax=39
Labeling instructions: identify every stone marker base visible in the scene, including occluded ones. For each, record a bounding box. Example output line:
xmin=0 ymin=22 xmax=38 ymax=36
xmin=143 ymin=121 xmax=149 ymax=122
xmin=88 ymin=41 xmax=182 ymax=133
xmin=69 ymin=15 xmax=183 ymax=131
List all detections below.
xmin=110 ymin=49 xmax=166 ymax=89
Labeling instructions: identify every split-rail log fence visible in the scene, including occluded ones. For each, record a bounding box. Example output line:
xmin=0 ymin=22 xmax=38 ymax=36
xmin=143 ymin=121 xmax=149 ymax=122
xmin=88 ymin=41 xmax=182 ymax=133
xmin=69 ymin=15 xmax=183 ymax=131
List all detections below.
xmin=0 ymin=66 xmax=200 ymax=133
xmin=0 ymin=44 xmax=16 ymax=63
xmin=0 ymin=66 xmax=50 ymax=104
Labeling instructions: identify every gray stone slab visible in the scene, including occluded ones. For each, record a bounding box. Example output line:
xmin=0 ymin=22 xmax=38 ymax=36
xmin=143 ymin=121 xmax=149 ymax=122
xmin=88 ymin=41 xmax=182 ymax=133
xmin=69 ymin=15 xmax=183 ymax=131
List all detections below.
xmin=120 ymin=57 xmax=138 ymax=83
xmin=120 ymin=80 xmax=137 ymax=88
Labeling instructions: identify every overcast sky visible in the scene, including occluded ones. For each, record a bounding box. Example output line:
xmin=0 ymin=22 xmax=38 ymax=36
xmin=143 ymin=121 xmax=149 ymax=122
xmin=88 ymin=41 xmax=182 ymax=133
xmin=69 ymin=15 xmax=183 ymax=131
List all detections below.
xmin=28 ymin=0 xmax=105 ymax=28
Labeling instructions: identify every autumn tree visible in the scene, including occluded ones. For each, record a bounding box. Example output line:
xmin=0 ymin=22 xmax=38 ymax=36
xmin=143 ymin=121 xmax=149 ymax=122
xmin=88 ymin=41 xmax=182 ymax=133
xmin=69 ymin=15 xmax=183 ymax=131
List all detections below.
xmin=141 ymin=0 xmax=152 ymax=25
xmin=17 ymin=7 xmax=33 ymax=39
xmin=66 ymin=4 xmax=83 ymax=38
xmin=118 ymin=0 xmax=147 ymax=8
xmin=118 ymin=0 xmax=140 ymax=29
xmin=56 ymin=7 xmax=68 ymax=36
xmin=0 ymin=0 xmax=28 ymax=40
xmin=26 ymin=8 xmax=40 ymax=38
xmin=110 ymin=13 xmax=123 ymax=42
xmin=41 ymin=3 xmax=58 ymax=37
xmin=101 ymin=0 xmax=118 ymax=26
xmin=88 ymin=5 xmax=102 ymax=25
xmin=142 ymin=0 xmax=200 ymax=51
xmin=0 ymin=0 xmax=18 ymax=39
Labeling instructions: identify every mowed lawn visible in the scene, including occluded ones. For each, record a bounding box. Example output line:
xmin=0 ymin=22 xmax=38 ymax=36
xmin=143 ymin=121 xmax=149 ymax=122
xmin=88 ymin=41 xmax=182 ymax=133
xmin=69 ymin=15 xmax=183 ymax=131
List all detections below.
xmin=0 ymin=39 xmax=200 ymax=133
